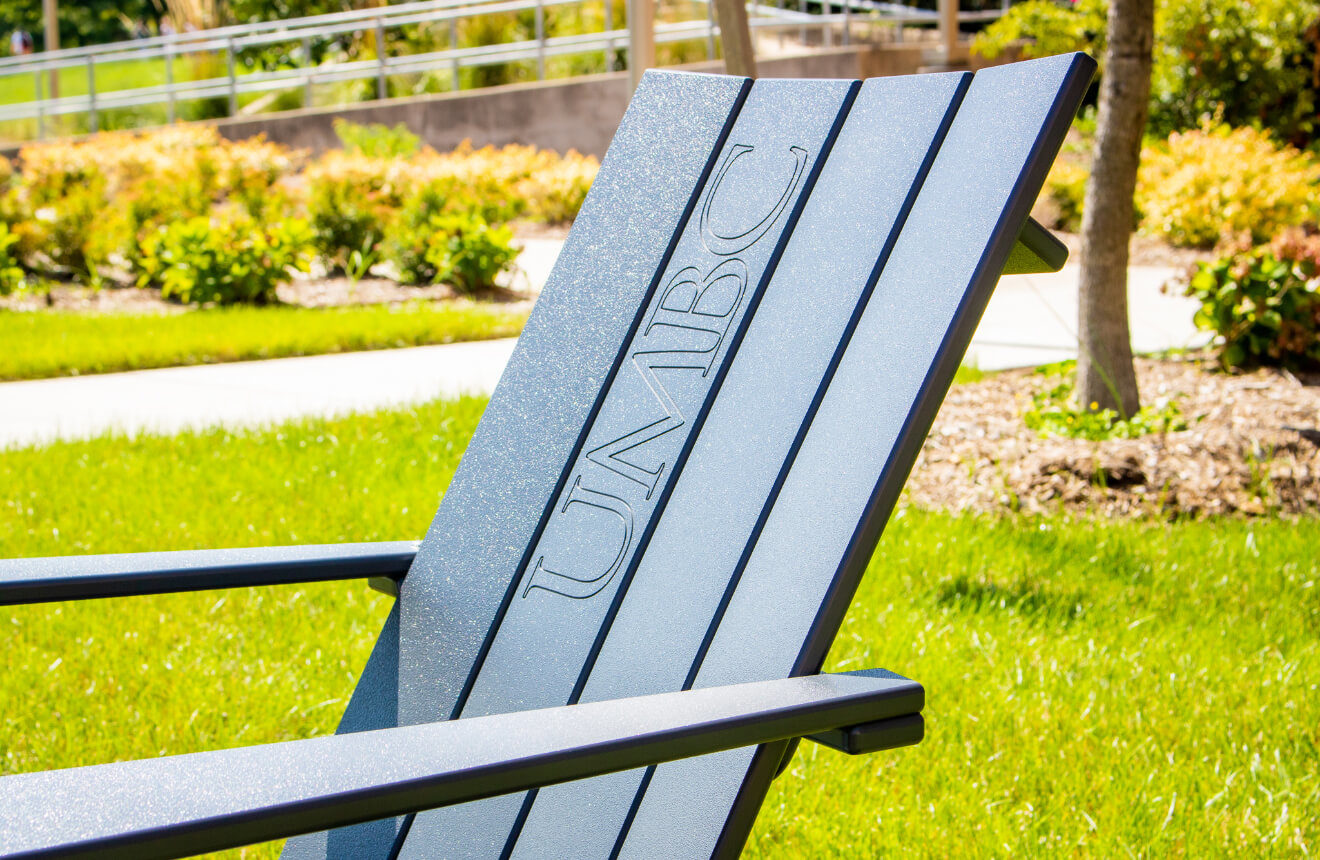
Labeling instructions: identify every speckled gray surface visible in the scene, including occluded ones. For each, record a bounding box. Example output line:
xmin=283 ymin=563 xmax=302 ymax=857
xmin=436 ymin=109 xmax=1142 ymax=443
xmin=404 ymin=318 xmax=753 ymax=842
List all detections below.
xmin=511 ymin=69 xmax=970 ymax=858
xmin=0 ymin=543 xmax=417 ymax=605
xmin=0 ymin=672 xmax=920 ymax=859
xmin=397 ymin=69 xmax=748 ymax=732
xmin=621 ymin=52 xmax=1096 ymax=859
xmin=401 ymin=76 xmax=857 ymax=860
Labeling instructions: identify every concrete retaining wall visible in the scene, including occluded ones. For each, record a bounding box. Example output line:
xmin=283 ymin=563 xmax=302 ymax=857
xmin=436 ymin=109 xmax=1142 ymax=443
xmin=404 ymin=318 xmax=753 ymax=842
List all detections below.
xmin=4 ymin=43 xmax=1015 ymax=160
xmin=214 ymin=45 xmax=922 ymax=158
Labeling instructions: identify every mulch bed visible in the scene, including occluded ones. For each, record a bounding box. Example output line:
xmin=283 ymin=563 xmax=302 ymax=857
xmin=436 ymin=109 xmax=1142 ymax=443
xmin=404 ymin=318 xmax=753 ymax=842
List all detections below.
xmin=908 ymin=355 xmax=1320 ymax=517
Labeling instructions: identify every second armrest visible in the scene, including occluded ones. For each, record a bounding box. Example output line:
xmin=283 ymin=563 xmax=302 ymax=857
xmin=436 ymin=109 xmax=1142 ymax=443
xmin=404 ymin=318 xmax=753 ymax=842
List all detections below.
xmin=0 ymin=669 xmax=922 ymax=860
xmin=0 ymin=541 xmax=418 ymax=606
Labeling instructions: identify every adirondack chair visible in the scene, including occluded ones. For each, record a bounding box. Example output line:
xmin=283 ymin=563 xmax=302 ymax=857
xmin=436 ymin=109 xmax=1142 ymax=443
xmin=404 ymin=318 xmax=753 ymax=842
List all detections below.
xmin=0 ymin=52 xmax=1094 ymax=860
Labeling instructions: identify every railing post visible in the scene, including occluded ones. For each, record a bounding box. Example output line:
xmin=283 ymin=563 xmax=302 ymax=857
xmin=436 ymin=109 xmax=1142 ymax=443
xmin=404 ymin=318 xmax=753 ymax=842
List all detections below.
xmin=777 ymin=0 xmax=784 ymax=50
xmin=603 ymin=0 xmax=615 ymax=71
xmin=842 ymin=0 xmax=850 ymax=46
xmin=535 ymin=0 xmax=546 ymax=80
xmin=450 ymin=19 xmax=461 ymax=90
xmin=822 ymin=0 xmax=832 ymax=47
xmin=165 ymin=46 xmax=176 ymax=123
xmin=626 ymin=0 xmax=655 ymax=91
xmin=34 ymin=69 xmax=44 ymax=139
xmin=226 ymin=36 xmax=237 ymax=116
xmin=705 ymin=0 xmax=717 ymax=60
xmin=302 ymin=37 xmax=314 ymax=107
xmin=798 ymin=0 xmax=806 ymax=45
xmin=86 ymin=55 xmax=97 ymax=133
xmin=938 ymin=0 xmax=958 ymax=60
xmin=375 ymin=17 xmax=388 ymax=99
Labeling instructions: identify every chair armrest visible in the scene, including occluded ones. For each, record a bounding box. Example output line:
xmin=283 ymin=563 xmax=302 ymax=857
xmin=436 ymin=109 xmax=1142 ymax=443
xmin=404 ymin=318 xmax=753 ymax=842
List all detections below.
xmin=0 ymin=542 xmax=418 ymax=606
xmin=1003 ymin=215 xmax=1069 ymax=275
xmin=0 ymin=669 xmax=922 ymax=860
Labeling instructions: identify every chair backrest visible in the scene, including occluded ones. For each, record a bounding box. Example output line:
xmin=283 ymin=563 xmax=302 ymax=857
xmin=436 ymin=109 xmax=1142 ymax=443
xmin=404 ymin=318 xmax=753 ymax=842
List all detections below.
xmin=284 ymin=52 xmax=1094 ymax=860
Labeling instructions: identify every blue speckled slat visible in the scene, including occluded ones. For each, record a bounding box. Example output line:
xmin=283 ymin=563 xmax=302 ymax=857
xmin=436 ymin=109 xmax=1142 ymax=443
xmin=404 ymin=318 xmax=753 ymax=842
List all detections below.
xmin=507 ymin=68 xmax=972 ymax=860
xmin=283 ymin=69 xmax=749 ymax=860
xmin=397 ymin=76 xmax=858 ymax=860
xmin=619 ymin=52 xmax=1097 ymax=860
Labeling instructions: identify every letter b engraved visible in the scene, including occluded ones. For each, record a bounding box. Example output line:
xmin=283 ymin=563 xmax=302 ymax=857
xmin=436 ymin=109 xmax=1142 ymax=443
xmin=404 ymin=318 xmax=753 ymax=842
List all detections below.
xmin=523 ymin=477 xmax=635 ymax=600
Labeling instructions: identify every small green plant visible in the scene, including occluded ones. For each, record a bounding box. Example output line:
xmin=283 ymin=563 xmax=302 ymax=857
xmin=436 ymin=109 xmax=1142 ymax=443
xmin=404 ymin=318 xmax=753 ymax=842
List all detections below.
xmin=0 ymin=224 xmax=26 ymax=295
xmin=1022 ymin=362 xmax=1188 ymax=441
xmin=333 ymin=119 xmax=421 ymax=159
xmin=1185 ymin=226 xmax=1320 ymax=369
xmin=305 ymin=167 xmax=397 ymax=272
xmin=421 ymin=213 xmax=517 ymax=293
xmin=345 ymin=243 xmax=376 ymax=288
xmin=387 ymin=204 xmax=516 ymax=290
xmin=138 ymin=215 xmax=314 ymax=306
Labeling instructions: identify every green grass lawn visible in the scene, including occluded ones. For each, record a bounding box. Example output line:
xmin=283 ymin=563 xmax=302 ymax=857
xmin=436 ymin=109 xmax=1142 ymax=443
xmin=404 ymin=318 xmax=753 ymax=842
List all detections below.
xmin=0 ymin=58 xmax=171 ymax=106
xmin=1 ymin=400 xmax=1315 ymax=857
xmin=0 ymin=301 xmax=527 ymax=381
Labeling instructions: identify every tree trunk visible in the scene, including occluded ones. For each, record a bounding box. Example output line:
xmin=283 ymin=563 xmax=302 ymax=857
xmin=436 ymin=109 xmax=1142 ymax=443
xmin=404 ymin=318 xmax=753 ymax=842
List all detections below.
xmin=1076 ymin=0 xmax=1153 ymax=417
xmin=713 ymin=0 xmax=756 ymax=78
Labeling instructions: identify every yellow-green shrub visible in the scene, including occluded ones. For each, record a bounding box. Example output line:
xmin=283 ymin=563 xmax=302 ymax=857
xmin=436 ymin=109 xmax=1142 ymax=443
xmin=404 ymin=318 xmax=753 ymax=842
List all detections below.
xmin=0 ymin=224 xmax=25 ymax=295
xmin=303 ymin=151 xmax=412 ymax=269
xmin=1039 ymin=160 xmax=1089 ymax=233
xmin=138 ymin=214 xmax=313 ymax=306
xmin=1138 ymin=122 xmax=1320 ymax=248
xmin=516 ymin=150 xmax=598 ymax=223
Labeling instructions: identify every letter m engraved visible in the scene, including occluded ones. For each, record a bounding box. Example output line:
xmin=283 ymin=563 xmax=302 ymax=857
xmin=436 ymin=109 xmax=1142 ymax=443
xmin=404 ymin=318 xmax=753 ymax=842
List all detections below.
xmin=586 ymin=258 xmax=748 ymax=498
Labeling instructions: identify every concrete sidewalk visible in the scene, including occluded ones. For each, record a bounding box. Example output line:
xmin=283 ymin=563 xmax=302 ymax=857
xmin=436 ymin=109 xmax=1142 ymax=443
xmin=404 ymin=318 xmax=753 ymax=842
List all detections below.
xmin=0 ymin=241 xmax=1207 ymax=449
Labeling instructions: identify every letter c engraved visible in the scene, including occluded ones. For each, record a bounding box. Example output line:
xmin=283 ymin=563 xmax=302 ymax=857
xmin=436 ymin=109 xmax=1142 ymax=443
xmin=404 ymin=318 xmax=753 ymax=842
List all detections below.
xmin=700 ymin=143 xmax=809 ymax=257
xmin=523 ymin=477 xmax=635 ymax=600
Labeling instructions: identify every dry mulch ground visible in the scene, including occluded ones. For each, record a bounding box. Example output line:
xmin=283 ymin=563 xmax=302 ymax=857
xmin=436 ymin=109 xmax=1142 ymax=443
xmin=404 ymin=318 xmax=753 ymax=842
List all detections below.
xmin=909 ymin=355 xmax=1320 ymax=517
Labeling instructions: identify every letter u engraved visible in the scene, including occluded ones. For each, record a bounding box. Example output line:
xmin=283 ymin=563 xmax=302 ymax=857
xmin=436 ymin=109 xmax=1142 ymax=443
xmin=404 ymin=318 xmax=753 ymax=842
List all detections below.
xmin=523 ymin=477 xmax=635 ymax=600
xmin=699 ymin=143 xmax=809 ymax=257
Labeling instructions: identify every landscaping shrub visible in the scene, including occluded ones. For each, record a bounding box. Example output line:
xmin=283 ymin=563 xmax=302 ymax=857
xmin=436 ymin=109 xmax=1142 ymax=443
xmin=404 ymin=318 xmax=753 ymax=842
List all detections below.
xmin=1185 ymin=227 xmax=1320 ymax=369
xmin=0 ymin=224 xmax=25 ymax=295
xmin=972 ymin=0 xmax=1107 ymax=63
xmin=1137 ymin=122 xmax=1320 ymax=248
xmin=1038 ymin=159 xmax=1089 ymax=233
xmin=1151 ymin=0 xmax=1320 ymax=145
xmin=137 ymin=215 xmax=314 ymax=306
xmin=303 ymin=152 xmax=407 ymax=270
xmin=23 ymin=181 xmax=106 ymax=277
xmin=383 ymin=183 xmax=462 ymax=283
xmin=384 ymin=188 xmax=517 ymax=289
xmin=215 ymin=136 xmax=306 ymax=218
xmin=333 ymin=119 xmax=421 ymax=159
xmin=420 ymin=212 xmax=518 ymax=293
xmin=11 ymin=128 xmax=305 ymax=280
xmin=516 ymin=150 xmax=597 ymax=223
xmin=6 ymin=128 xmax=592 ymax=286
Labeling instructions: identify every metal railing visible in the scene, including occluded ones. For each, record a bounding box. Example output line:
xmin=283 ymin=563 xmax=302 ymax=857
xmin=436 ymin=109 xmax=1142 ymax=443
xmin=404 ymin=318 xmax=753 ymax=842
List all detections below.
xmin=0 ymin=0 xmax=1007 ymax=140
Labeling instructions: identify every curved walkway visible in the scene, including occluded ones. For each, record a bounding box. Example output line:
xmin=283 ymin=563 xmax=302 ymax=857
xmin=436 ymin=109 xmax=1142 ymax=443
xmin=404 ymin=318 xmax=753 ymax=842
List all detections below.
xmin=0 ymin=240 xmax=1205 ymax=449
